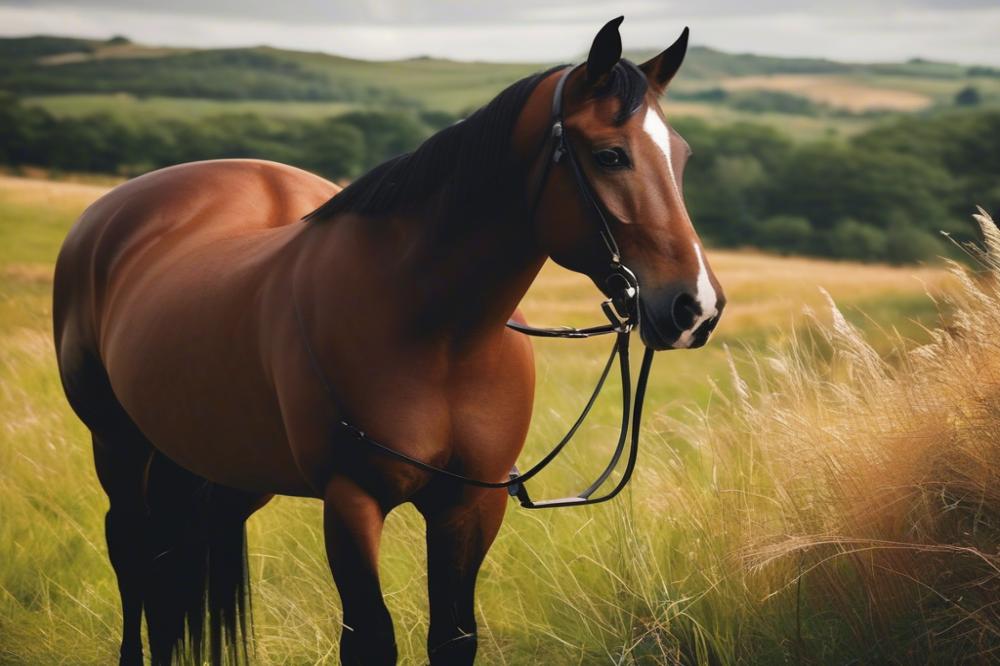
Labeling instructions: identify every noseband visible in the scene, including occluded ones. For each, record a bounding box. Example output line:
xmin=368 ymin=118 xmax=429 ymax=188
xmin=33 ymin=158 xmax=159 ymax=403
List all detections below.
xmin=297 ymin=65 xmax=656 ymax=509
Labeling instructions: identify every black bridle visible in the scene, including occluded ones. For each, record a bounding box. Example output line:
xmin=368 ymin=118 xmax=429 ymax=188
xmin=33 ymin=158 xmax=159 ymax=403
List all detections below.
xmin=296 ymin=64 xmax=656 ymax=509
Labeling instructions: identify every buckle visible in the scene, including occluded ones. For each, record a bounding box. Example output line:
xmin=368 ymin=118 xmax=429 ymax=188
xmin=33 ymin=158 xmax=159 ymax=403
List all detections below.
xmin=507 ymin=467 xmax=522 ymax=498
xmin=602 ymin=264 xmax=639 ymax=332
xmin=601 ymin=298 xmax=633 ymax=333
xmin=507 ymin=467 xmax=534 ymax=506
xmin=552 ymin=121 xmax=565 ymax=163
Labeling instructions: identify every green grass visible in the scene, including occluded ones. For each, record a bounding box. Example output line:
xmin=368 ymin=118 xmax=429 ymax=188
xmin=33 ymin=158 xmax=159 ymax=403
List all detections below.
xmin=272 ymin=50 xmax=542 ymax=113
xmin=662 ymin=99 xmax=877 ymax=140
xmin=0 ymin=177 xmax=968 ymax=664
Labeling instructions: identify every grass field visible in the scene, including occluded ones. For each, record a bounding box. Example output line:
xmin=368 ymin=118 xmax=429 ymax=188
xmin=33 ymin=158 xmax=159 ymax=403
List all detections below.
xmin=711 ymin=72 xmax=1000 ymax=112
xmin=3 ymin=175 xmax=996 ymax=664
xmin=717 ymin=75 xmax=933 ymax=112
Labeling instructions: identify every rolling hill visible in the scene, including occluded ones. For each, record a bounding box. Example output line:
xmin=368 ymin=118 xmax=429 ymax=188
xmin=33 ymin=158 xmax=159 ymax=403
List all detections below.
xmin=3 ymin=34 xmax=999 ymax=119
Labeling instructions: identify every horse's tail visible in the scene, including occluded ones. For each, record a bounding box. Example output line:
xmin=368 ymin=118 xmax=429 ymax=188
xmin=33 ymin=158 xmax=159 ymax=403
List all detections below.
xmin=143 ymin=455 xmax=254 ymax=666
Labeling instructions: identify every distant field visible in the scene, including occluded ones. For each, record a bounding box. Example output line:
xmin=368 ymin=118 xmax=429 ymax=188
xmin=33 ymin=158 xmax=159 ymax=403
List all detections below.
xmin=279 ymin=53 xmax=542 ymax=112
xmin=859 ymin=71 xmax=1000 ymax=103
xmin=719 ymin=74 xmax=933 ymax=111
xmin=0 ymin=175 xmax=963 ymax=663
xmin=714 ymin=71 xmax=1000 ymax=111
xmin=662 ymin=98 xmax=877 ymax=139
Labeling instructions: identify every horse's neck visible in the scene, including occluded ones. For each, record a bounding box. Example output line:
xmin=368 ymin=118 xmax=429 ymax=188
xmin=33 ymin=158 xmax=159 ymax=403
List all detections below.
xmin=390 ymin=74 xmax=559 ymax=340
xmin=393 ymin=203 xmax=546 ymax=340
xmin=306 ymin=72 xmax=558 ymax=342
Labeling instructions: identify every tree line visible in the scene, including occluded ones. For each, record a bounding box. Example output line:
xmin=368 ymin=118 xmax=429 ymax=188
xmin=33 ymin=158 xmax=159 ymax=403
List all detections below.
xmin=675 ymin=111 xmax=999 ymax=262
xmin=2 ymin=93 xmax=996 ymax=263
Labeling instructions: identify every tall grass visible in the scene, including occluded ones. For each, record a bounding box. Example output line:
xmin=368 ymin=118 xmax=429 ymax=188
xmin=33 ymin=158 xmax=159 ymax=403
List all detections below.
xmin=617 ymin=208 xmax=1000 ymax=663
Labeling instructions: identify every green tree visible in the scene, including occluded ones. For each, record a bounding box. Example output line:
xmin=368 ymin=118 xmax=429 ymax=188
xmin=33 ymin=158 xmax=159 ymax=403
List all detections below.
xmin=755 ymin=215 xmax=813 ymax=254
xmin=418 ymin=110 xmax=459 ymax=131
xmin=954 ymin=86 xmax=981 ymax=106
xmin=824 ymin=218 xmax=887 ymax=260
xmin=299 ymin=119 xmax=366 ymax=179
xmin=0 ymin=94 xmax=54 ymax=165
xmin=772 ymin=142 xmax=952 ymax=234
xmin=336 ymin=111 xmax=432 ymax=168
xmin=885 ymin=224 xmax=943 ymax=264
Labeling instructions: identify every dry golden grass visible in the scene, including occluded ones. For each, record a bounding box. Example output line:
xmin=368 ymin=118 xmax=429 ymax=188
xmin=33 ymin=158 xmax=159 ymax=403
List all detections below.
xmin=720 ymin=75 xmax=933 ymax=111
xmin=684 ymin=209 xmax=1000 ymax=661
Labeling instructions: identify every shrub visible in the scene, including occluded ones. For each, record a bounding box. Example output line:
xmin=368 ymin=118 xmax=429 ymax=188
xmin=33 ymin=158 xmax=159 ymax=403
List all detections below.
xmin=728 ymin=89 xmax=820 ymax=115
xmin=825 ymin=218 xmax=887 ymax=260
xmin=299 ymin=119 xmax=366 ymax=179
xmin=954 ymin=85 xmax=981 ymax=106
xmin=755 ymin=215 xmax=813 ymax=254
xmin=885 ymin=224 xmax=943 ymax=263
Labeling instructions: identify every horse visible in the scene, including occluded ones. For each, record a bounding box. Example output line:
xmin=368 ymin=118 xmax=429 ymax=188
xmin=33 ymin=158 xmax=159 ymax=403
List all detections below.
xmin=52 ymin=16 xmax=724 ymax=666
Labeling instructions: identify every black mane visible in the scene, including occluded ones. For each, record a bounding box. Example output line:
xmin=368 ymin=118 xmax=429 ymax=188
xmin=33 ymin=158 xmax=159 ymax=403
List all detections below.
xmin=304 ymin=60 xmax=648 ymax=224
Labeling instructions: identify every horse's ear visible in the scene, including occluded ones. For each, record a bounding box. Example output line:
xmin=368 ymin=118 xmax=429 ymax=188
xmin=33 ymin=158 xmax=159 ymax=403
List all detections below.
xmin=640 ymin=27 xmax=690 ymax=95
xmin=586 ymin=16 xmax=624 ymax=85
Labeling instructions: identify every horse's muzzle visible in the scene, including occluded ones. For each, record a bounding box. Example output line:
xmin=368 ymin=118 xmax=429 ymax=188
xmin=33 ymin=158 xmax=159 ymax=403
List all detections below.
xmin=638 ymin=286 xmax=725 ymax=350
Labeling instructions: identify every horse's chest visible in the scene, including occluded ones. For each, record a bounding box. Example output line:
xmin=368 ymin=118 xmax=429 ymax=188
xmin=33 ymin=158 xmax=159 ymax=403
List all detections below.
xmin=442 ymin=335 xmax=536 ymax=464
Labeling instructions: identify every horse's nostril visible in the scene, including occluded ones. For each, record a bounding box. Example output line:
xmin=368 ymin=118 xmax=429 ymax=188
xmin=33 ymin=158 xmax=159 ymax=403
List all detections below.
xmin=700 ymin=313 xmax=720 ymax=337
xmin=670 ymin=292 xmax=700 ymax=331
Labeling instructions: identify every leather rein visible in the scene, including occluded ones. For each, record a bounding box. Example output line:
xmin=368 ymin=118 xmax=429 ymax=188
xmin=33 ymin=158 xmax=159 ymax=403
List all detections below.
xmin=295 ymin=64 xmax=656 ymax=509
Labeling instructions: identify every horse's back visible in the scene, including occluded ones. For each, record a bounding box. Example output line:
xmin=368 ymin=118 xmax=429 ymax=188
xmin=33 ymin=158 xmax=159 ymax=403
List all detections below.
xmin=56 ymin=160 xmax=335 ymax=340
xmin=53 ymin=159 xmax=338 ymax=432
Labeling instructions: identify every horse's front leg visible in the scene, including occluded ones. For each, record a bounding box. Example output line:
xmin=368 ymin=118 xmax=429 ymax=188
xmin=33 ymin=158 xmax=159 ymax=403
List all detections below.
xmin=418 ymin=488 xmax=508 ymax=665
xmin=324 ymin=475 xmax=397 ymax=666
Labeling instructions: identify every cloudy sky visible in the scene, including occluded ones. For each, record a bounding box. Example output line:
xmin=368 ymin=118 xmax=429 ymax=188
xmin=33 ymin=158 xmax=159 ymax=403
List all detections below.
xmin=1 ymin=0 xmax=998 ymax=65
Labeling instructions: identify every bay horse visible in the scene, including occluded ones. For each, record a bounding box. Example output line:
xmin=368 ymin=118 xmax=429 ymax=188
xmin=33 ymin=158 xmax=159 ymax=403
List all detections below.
xmin=53 ymin=17 xmax=723 ymax=666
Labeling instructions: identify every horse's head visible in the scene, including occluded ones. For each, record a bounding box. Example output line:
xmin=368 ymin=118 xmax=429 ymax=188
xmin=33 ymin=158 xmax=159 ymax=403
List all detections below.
xmin=533 ymin=18 xmax=725 ymax=350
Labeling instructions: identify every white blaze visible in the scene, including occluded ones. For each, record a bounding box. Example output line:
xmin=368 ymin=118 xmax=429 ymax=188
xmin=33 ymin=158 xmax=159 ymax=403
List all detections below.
xmin=642 ymin=107 xmax=679 ymax=195
xmin=643 ymin=106 xmax=719 ymax=348
xmin=673 ymin=243 xmax=719 ymax=348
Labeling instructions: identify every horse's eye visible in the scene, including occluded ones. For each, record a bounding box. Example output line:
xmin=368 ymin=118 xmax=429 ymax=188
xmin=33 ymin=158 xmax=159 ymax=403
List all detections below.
xmin=593 ymin=147 xmax=630 ymax=170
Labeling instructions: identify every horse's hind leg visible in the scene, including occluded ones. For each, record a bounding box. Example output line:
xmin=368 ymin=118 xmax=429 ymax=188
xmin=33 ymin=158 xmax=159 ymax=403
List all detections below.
xmin=418 ymin=489 xmax=508 ymax=666
xmin=92 ymin=429 xmax=154 ymax=666
xmin=60 ymin=343 xmax=153 ymax=664
xmin=323 ymin=476 xmax=397 ymax=665
xmin=90 ymin=404 xmax=267 ymax=666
